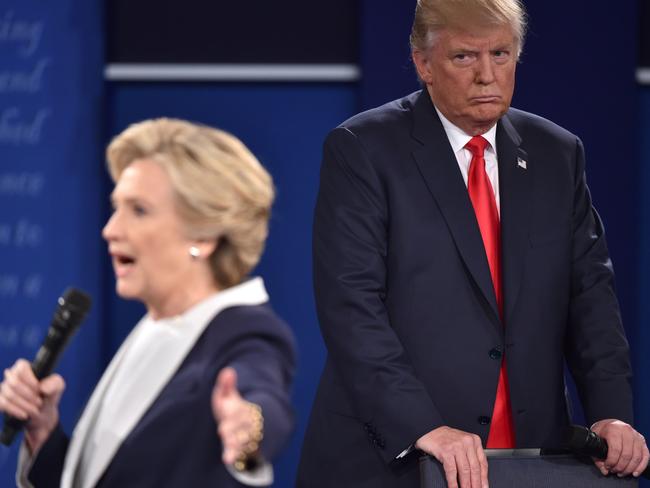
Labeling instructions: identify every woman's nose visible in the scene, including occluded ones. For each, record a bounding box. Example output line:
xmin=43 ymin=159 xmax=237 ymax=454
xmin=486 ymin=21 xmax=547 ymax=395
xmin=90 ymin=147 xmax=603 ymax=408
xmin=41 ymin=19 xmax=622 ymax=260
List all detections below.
xmin=102 ymin=212 xmax=120 ymax=241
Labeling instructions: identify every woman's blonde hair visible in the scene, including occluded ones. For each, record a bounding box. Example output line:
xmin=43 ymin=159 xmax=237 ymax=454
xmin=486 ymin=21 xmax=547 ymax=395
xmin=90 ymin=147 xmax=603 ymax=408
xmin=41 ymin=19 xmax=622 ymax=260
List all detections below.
xmin=106 ymin=118 xmax=274 ymax=288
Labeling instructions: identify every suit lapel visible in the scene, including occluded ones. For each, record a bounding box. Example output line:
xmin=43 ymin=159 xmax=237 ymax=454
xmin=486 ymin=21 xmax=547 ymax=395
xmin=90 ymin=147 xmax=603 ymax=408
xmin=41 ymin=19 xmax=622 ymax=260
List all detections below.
xmin=410 ymin=91 xmax=500 ymax=322
xmin=496 ymin=113 xmax=531 ymax=325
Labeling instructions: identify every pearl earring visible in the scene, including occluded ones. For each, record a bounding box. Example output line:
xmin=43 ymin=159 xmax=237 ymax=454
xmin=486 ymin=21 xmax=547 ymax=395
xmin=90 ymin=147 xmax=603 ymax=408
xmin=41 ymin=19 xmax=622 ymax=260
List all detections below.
xmin=189 ymin=246 xmax=201 ymax=259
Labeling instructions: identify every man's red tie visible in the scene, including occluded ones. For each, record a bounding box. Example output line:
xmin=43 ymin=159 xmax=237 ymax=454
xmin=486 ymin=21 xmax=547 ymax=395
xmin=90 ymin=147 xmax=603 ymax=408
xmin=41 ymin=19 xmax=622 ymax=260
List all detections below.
xmin=465 ymin=135 xmax=515 ymax=448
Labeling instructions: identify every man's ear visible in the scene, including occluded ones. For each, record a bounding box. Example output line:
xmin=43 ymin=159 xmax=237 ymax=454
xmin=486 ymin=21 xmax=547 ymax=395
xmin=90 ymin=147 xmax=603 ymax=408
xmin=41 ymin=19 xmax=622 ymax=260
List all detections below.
xmin=412 ymin=49 xmax=433 ymax=84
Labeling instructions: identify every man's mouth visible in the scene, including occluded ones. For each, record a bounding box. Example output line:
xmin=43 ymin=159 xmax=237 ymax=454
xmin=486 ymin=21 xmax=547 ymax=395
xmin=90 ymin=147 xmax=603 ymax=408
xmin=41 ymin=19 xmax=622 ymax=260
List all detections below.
xmin=472 ymin=96 xmax=500 ymax=103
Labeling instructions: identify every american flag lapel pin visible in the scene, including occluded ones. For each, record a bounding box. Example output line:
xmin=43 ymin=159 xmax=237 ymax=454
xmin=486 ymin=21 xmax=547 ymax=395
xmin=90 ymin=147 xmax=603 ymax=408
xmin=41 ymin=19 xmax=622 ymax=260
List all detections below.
xmin=517 ymin=157 xmax=527 ymax=170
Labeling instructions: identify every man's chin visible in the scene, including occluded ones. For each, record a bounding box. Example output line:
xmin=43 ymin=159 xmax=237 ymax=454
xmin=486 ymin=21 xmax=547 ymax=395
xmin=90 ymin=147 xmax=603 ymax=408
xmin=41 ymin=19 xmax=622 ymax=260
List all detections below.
xmin=468 ymin=105 xmax=507 ymax=127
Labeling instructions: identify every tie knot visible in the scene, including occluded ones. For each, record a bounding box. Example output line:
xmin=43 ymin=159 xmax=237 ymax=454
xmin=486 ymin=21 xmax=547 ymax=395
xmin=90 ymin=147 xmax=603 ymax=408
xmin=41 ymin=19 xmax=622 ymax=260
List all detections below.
xmin=465 ymin=135 xmax=488 ymax=157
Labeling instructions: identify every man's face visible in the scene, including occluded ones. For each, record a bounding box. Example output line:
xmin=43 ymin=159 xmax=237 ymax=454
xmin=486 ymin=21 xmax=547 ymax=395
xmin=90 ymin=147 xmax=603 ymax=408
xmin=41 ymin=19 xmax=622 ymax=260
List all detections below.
xmin=413 ymin=24 xmax=517 ymax=135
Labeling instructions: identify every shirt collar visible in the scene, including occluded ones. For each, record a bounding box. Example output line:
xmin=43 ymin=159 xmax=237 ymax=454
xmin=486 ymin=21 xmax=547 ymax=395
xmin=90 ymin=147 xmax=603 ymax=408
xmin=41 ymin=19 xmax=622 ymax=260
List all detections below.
xmin=151 ymin=276 xmax=269 ymax=329
xmin=434 ymin=105 xmax=498 ymax=155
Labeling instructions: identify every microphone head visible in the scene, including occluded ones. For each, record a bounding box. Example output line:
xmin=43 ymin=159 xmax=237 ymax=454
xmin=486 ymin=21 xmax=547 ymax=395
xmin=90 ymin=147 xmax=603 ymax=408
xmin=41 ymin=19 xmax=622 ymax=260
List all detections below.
xmin=60 ymin=288 xmax=92 ymax=313
xmin=54 ymin=288 xmax=92 ymax=331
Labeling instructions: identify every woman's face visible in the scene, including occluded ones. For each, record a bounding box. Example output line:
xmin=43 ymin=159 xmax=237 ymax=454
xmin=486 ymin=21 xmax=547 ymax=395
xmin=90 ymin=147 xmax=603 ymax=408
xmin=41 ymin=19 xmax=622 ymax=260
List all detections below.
xmin=103 ymin=158 xmax=203 ymax=311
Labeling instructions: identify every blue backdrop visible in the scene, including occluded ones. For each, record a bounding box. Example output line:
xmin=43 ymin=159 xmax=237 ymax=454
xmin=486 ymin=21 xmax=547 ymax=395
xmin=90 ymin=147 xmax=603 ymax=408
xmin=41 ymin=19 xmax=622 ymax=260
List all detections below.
xmin=0 ymin=1 xmax=647 ymax=487
xmin=0 ymin=0 xmax=105 ymax=483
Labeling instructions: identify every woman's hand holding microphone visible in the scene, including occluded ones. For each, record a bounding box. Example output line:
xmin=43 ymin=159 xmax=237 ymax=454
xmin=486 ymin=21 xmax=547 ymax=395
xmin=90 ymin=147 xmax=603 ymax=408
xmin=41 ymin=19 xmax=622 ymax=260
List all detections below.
xmin=0 ymin=359 xmax=64 ymax=454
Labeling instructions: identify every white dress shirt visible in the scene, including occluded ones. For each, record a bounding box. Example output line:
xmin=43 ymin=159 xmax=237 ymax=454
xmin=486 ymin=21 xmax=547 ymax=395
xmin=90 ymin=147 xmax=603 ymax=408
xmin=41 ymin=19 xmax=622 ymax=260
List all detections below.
xmin=434 ymin=106 xmax=501 ymax=215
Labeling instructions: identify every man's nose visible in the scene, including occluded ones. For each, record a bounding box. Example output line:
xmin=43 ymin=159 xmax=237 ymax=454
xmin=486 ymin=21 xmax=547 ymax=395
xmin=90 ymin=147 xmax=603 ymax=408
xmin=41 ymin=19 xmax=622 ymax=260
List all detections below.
xmin=474 ymin=55 xmax=496 ymax=84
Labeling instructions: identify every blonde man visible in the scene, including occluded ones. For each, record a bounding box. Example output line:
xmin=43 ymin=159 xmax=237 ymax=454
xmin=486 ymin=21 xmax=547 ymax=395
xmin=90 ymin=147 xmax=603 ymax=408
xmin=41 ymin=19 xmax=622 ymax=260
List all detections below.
xmin=298 ymin=1 xmax=647 ymax=487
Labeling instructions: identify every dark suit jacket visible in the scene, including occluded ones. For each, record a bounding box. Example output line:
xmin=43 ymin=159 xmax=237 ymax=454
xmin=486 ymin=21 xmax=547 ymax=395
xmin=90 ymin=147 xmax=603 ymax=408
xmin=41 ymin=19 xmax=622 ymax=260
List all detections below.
xmin=28 ymin=303 xmax=295 ymax=488
xmin=297 ymin=90 xmax=633 ymax=487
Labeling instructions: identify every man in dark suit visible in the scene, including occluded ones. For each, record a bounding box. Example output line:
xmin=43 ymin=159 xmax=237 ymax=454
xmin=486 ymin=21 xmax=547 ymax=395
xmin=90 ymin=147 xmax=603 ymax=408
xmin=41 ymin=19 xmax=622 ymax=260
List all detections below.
xmin=297 ymin=1 xmax=649 ymax=487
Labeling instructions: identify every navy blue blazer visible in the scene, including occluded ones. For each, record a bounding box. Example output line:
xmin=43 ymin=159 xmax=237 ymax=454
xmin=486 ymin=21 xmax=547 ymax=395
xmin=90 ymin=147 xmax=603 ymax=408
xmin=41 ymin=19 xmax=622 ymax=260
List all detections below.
xmin=28 ymin=303 xmax=295 ymax=488
xmin=297 ymin=90 xmax=633 ymax=487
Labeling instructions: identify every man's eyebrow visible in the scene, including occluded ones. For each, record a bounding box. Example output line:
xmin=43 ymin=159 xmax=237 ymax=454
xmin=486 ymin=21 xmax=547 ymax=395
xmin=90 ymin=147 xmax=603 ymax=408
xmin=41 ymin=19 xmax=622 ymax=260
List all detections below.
xmin=448 ymin=48 xmax=479 ymax=56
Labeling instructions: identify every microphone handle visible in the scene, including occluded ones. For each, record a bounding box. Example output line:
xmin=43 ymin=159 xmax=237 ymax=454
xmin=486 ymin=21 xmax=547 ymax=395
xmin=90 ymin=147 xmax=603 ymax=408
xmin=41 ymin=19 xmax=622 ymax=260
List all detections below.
xmin=0 ymin=319 xmax=78 ymax=445
xmin=32 ymin=322 xmax=74 ymax=379
xmin=584 ymin=428 xmax=608 ymax=459
xmin=0 ymin=416 xmax=24 ymax=446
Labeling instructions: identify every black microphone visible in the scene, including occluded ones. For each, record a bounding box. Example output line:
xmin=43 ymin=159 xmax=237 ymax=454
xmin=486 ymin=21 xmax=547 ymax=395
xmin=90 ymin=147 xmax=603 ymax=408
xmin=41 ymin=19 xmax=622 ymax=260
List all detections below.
xmin=565 ymin=425 xmax=650 ymax=480
xmin=0 ymin=288 xmax=92 ymax=446
xmin=565 ymin=425 xmax=608 ymax=458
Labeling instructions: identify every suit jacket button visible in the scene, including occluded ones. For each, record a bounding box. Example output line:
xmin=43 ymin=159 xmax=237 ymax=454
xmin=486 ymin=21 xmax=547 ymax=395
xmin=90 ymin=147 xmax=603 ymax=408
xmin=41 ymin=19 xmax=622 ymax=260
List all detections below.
xmin=478 ymin=416 xmax=491 ymax=425
xmin=489 ymin=348 xmax=503 ymax=360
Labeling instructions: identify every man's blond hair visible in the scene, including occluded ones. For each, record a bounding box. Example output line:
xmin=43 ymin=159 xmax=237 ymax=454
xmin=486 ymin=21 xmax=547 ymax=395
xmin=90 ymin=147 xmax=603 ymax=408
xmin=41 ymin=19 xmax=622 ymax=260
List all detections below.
xmin=410 ymin=0 xmax=527 ymax=58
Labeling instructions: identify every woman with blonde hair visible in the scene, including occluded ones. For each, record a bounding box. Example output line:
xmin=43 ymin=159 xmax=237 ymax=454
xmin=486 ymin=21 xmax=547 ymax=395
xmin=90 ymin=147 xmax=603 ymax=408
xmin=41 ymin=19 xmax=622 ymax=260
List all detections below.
xmin=0 ymin=118 xmax=295 ymax=487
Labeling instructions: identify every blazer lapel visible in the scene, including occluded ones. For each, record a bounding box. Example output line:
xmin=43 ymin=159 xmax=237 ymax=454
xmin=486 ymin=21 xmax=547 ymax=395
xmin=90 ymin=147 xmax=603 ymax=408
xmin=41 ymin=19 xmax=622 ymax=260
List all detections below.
xmin=59 ymin=324 xmax=141 ymax=488
xmin=496 ymin=113 xmax=531 ymax=325
xmin=62 ymin=314 xmax=215 ymax=488
xmin=410 ymin=91 xmax=500 ymax=323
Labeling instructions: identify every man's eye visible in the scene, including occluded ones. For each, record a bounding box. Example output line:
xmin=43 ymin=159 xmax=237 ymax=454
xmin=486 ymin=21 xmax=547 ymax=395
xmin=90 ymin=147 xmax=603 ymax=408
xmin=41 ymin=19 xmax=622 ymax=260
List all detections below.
xmin=453 ymin=53 xmax=474 ymax=64
xmin=133 ymin=204 xmax=147 ymax=216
